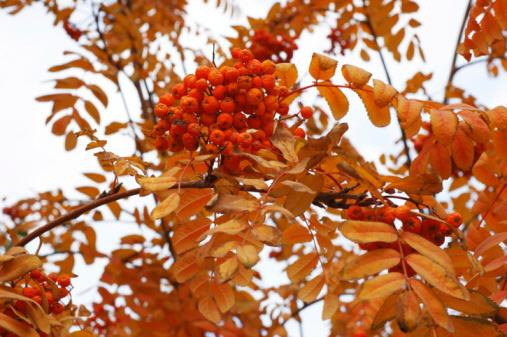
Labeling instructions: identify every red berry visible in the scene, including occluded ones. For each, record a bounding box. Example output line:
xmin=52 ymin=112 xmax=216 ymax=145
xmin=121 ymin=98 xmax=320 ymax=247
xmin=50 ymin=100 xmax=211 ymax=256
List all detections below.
xmin=154 ymin=103 xmax=169 ymax=118
xmin=346 ymin=205 xmax=363 ymax=220
xmin=159 ymin=93 xmax=175 ymax=106
xmin=202 ymin=96 xmax=219 ymax=114
xmin=180 ymin=96 xmax=199 ymax=114
xmin=210 ymin=129 xmax=225 ymax=146
xmin=220 ymin=98 xmax=235 ymax=114
xmin=195 ymin=65 xmax=210 ymax=80
xmin=182 ymin=133 xmax=198 ymax=151
xmin=238 ymin=132 xmax=253 ymax=146
xmin=300 ymin=106 xmax=313 ymax=119
xmin=208 ymin=69 xmax=224 ymax=85
xmin=446 ymin=212 xmax=463 ymax=228
xmin=293 ymin=127 xmax=305 ymax=138
xmin=57 ymin=275 xmax=71 ymax=287
xmin=246 ymin=88 xmax=264 ymax=105
xmin=217 ymin=113 xmax=233 ymax=130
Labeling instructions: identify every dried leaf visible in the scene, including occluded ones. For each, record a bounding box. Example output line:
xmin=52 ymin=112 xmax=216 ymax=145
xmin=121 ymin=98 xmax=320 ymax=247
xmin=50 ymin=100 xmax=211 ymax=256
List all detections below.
xmin=341 ymin=64 xmax=371 ymax=86
xmin=410 ymin=279 xmax=454 ymax=332
xmin=359 ymin=272 xmax=406 ymax=300
xmin=0 ymin=255 xmax=42 ymax=282
xmin=309 ymin=53 xmax=337 ymax=80
xmin=151 ymin=193 xmax=180 ymax=219
xmin=342 ymin=249 xmax=400 ymax=280
xmin=287 ymin=252 xmax=319 ymax=282
xmin=298 ymin=274 xmax=325 ymax=302
xmin=340 ymin=221 xmax=398 ymax=243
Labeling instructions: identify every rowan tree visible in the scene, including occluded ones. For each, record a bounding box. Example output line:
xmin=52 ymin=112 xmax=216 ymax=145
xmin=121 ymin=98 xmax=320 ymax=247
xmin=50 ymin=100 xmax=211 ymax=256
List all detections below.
xmin=0 ymin=0 xmax=507 ymax=336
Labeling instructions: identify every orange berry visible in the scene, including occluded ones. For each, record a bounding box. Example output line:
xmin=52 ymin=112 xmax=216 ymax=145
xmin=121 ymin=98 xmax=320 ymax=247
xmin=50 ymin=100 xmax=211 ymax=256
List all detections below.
xmin=51 ymin=302 xmax=64 ymax=314
xmin=201 ymin=95 xmax=219 ymax=114
xmin=187 ymin=123 xmax=201 ymax=137
xmin=183 ymin=74 xmax=197 ymax=88
xmin=170 ymin=120 xmax=187 ymax=137
xmin=217 ymin=113 xmax=233 ymax=130
xmin=57 ymin=275 xmax=71 ymax=287
xmin=195 ymin=78 xmax=208 ymax=91
xmin=213 ymin=85 xmax=226 ymax=99
xmin=23 ymin=287 xmax=39 ymax=298
xmin=172 ymin=83 xmax=186 ymax=98
xmin=180 ymin=96 xmax=199 ymax=114
xmin=222 ymin=141 xmax=234 ymax=155
xmin=210 ymin=129 xmax=225 ymax=145
xmin=238 ymin=132 xmax=253 ymax=145
xmin=293 ymin=127 xmax=305 ymax=138
xmin=154 ymin=103 xmax=169 ymax=118
xmin=237 ymin=75 xmax=252 ymax=90
xmin=182 ymin=133 xmax=198 ymax=151
xmin=403 ymin=217 xmax=422 ymax=233
xmin=239 ymin=49 xmax=253 ymax=62
xmin=394 ymin=205 xmax=412 ymax=221
xmin=261 ymin=60 xmax=276 ymax=74
xmin=195 ymin=65 xmax=210 ymax=79
xmin=155 ymin=136 xmax=169 ymax=150
xmin=206 ymin=143 xmax=218 ymax=153
xmin=208 ymin=69 xmax=224 ymax=85
xmin=224 ymin=67 xmax=240 ymax=82
xmin=45 ymin=291 xmax=54 ymax=303
xmin=159 ymin=93 xmax=175 ymax=106
xmin=277 ymin=102 xmax=289 ymax=116
xmin=48 ymin=273 xmax=58 ymax=282
xmin=247 ymin=59 xmax=262 ymax=74
xmin=30 ymin=269 xmax=44 ymax=281
xmin=300 ymin=106 xmax=313 ymax=119
xmin=261 ymin=74 xmax=276 ymax=90
xmin=247 ymin=115 xmax=262 ymax=129
xmin=231 ymin=47 xmax=241 ymax=59
xmin=346 ymin=205 xmax=363 ymax=220
xmin=188 ymin=88 xmax=204 ymax=101
xmin=252 ymin=76 xmax=263 ymax=88
xmin=233 ymin=113 xmax=247 ymax=130
xmin=246 ymin=88 xmax=263 ymax=105
xmin=446 ymin=212 xmax=463 ymax=228
xmin=200 ymin=113 xmax=216 ymax=126
xmin=220 ymin=98 xmax=235 ymax=114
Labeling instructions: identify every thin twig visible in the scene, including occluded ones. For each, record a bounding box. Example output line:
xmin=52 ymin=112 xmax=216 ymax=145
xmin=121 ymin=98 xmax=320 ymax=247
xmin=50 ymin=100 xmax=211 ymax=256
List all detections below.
xmin=443 ymin=0 xmax=472 ymax=105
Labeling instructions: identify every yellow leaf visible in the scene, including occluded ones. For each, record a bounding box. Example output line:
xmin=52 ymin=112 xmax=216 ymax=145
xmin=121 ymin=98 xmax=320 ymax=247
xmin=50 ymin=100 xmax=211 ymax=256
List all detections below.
xmin=297 ymin=274 xmax=325 ymax=302
xmin=0 ymin=255 xmax=42 ymax=282
xmin=236 ymin=177 xmax=268 ymax=190
xmin=406 ymin=254 xmax=469 ymax=300
xmin=309 ymin=53 xmax=337 ymax=80
xmin=173 ymin=218 xmax=212 ymax=255
xmin=342 ymin=64 xmax=371 ymax=86
xmin=271 ymin=126 xmax=298 ymax=163
xmin=395 ymin=96 xmax=422 ymax=137
xmin=317 ymin=83 xmax=349 ymax=120
xmin=341 ymin=249 xmax=400 ymax=280
xmin=385 ymin=173 xmax=442 ymax=195
xmin=212 ymin=282 xmax=235 ymax=313
xmin=340 ymin=221 xmax=398 ymax=243
xmin=409 ymin=279 xmax=454 ymax=332
xmin=373 ymin=79 xmax=397 ymax=107
xmin=359 ymin=272 xmax=406 ymax=300
xmin=282 ymin=223 xmax=312 ymax=244
xmin=275 ymin=63 xmax=298 ymax=87
xmin=434 ymin=289 xmax=498 ymax=317
xmin=396 ymin=290 xmax=421 ymax=333
xmin=198 ymin=296 xmax=221 ymax=324
xmin=431 ymin=109 xmax=457 ymax=144
xmin=0 ymin=312 xmax=38 ymax=337
xmin=213 ymin=219 xmax=247 ymax=235
xmin=136 ymin=175 xmax=178 ymax=191
xmin=400 ymin=231 xmax=455 ymax=276
xmin=322 ymin=293 xmax=339 ymax=320
xmin=151 ymin=193 xmax=180 ymax=219
xmin=287 ymin=252 xmax=319 ymax=282
xmin=218 ymin=256 xmax=238 ymax=280
xmin=236 ymin=245 xmax=259 ymax=267
xmin=354 ymin=86 xmax=391 ymax=127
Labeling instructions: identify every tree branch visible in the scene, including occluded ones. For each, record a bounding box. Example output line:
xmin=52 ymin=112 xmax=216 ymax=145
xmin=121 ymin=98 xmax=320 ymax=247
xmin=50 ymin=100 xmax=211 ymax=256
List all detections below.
xmin=443 ymin=0 xmax=472 ymax=104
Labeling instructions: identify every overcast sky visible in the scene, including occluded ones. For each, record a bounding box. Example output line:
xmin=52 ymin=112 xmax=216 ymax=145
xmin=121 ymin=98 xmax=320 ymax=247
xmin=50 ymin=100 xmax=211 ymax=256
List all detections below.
xmin=0 ymin=1 xmax=506 ymax=335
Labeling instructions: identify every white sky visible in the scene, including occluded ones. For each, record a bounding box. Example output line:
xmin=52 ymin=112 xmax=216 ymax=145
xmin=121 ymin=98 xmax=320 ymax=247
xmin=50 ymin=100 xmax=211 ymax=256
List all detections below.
xmin=0 ymin=1 xmax=506 ymax=336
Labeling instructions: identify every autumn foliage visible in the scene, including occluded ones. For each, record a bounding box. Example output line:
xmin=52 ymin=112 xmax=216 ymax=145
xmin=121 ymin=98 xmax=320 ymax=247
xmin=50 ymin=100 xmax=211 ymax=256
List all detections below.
xmin=1 ymin=0 xmax=507 ymax=337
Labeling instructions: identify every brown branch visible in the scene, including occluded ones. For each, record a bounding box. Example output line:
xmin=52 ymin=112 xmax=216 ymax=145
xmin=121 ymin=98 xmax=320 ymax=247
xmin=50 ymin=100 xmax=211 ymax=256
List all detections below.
xmin=15 ymin=188 xmax=141 ymax=247
xmin=281 ymin=298 xmax=323 ymax=326
xmin=443 ymin=0 xmax=472 ymax=105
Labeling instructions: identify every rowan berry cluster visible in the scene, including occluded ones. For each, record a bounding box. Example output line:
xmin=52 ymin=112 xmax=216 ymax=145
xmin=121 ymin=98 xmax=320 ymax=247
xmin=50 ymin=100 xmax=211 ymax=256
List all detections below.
xmin=249 ymin=29 xmax=298 ymax=62
xmin=346 ymin=205 xmax=463 ymax=276
xmin=153 ymin=48 xmax=304 ymax=173
xmin=0 ymin=270 xmax=72 ymax=337
xmin=326 ymin=27 xmax=351 ymax=56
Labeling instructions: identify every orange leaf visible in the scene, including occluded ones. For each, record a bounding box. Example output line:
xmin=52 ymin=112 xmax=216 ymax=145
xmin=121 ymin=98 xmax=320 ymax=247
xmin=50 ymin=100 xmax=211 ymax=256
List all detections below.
xmin=401 ymin=231 xmax=455 ymax=276
xmin=309 ymin=53 xmax=337 ymax=80
xmin=341 ymin=249 xmax=400 ymax=280
xmin=385 ymin=173 xmax=442 ymax=195
xmin=105 ymin=122 xmax=128 ymax=135
xmin=51 ymin=115 xmax=73 ymax=136
xmin=396 ymin=96 xmax=422 ymax=137
xmin=341 ymin=64 xmax=371 ymax=86
xmin=172 ymin=251 xmax=199 ymax=283
xmin=359 ymin=272 xmax=406 ymax=300
xmin=322 ymin=293 xmax=339 ymax=320
xmin=236 ymin=245 xmax=259 ymax=267
xmin=317 ymin=83 xmax=349 ymax=120
xmin=429 ymin=141 xmax=452 ymax=179
xmin=173 ymin=218 xmax=212 ymax=255
xmin=409 ymin=279 xmax=453 ymax=332
xmin=431 ymin=109 xmax=457 ymax=144
xmin=451 ymin=127 xmax=474 ymax=171
xmin=297 ymin=274 xmax=325 ymax=302
xmin=434 ymin=289 xmax=498 ymax=317
xmin=198 ymin=296 xmax=221 ymax=324
xmin=340 ymin=220 xmax=398 ymax=243
xmin=176 ymin=188 xmax=214 ymax=220
xmin=275 ymin=63 xmax=298 ymax=88
xmin=212 ymin=282 xmax=235 ymax=313
xmin=0 ymin=255 xmax=42 ymax=282
xmin=84 ymin=100 xmax=100 ymax=124
xmin=373 ymin=79 xmax=397 ymax=107
xmin=287 ymin=252 xmax=319 ymax=282
xmin=0 ymin=312 xmax=38 ymax=337
xmin=354 ymin=87 xmax=391 ymax=127
xmin=406 ymin=254 xmax=468 ymax=300
xmin=151 ymin=192 xmax=180 ymax=220
xmin=282 ymin=223 xmax=312 ymax=244
xmin=474 ymin=232 xmax=507 ymax=257
xmin=396 ymin=290 xmax=421 ymax=333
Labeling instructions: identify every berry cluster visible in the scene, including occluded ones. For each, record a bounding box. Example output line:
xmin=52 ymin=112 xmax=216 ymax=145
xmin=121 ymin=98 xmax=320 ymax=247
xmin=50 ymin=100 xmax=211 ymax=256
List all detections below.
xmin=327 ymin=27 xmax=352 ymax=56
xmin=345 ymin=205 xmax=463 ymax=276
xmin=249 ymin=29 xmax=298 ymax=62
xmin=153 ymin=48 xmax=304 ymax=173
xmin=63 ymin=20 xmax=82 ymax=41
xmin=0 ymin=270 xmax=71 ymax=337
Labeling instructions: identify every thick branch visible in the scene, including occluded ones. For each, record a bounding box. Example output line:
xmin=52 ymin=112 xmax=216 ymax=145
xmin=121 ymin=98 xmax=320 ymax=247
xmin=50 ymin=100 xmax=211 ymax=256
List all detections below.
xmin=443 ymin=0 xmax=472 ymax=104
xmin=15 ymin=179 xmax=369 ymax=247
